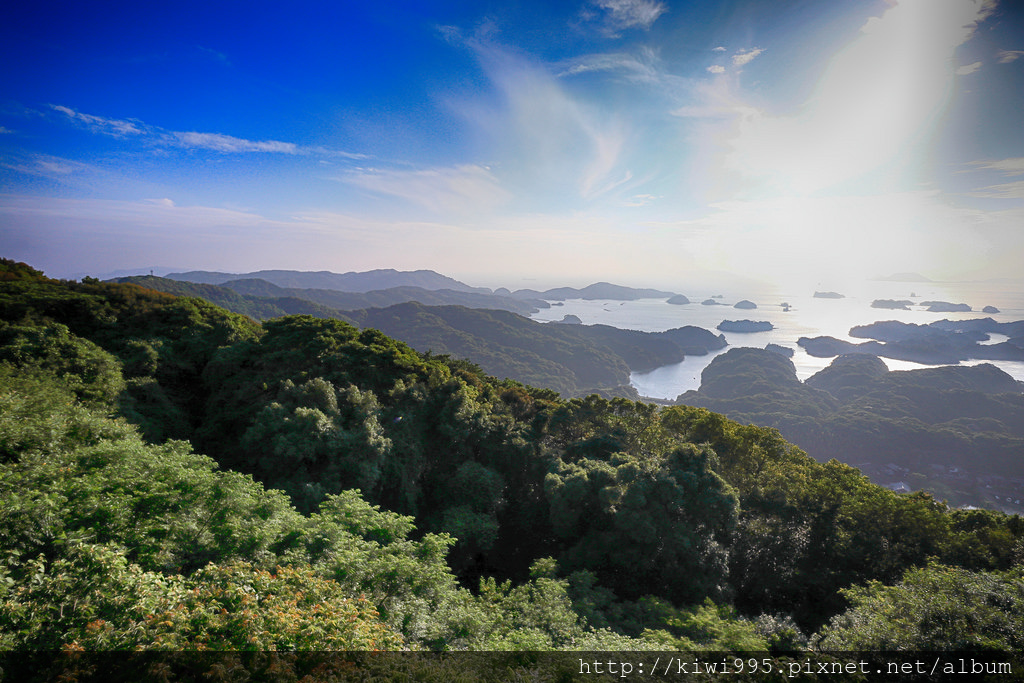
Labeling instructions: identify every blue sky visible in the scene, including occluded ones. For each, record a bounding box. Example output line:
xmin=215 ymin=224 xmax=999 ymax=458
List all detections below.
xmin=1 ymin=0 xmax=1022 ymax=290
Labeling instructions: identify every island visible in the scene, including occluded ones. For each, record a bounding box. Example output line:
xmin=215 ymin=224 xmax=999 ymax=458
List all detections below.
xmin=814 ymin=291 xmax=845 ymax=299
xmin=872 ymin=299 xmax=914 ymax=310
xmin=734 ymin=299 xmax=757 ymax=309
xmin=798 ymin=318 xmax=1024 ymax=364
xmin=717 ymin=320 xmax=774 ymax=333
xmin=984 ymin=305 xmax=1000 ymax=314
xmin=667 ymin=294 xmax=691 ymax=305
xmin=921 ymin=301 xmax=972 ymax=313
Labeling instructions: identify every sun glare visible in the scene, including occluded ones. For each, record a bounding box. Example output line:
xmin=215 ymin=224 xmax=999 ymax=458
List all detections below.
xmin=726 ymin=0 xmax=988 ymax=197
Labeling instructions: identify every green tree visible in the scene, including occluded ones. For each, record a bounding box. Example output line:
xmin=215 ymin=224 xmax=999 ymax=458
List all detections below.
xmin=815 ymin=564 xmax=1024 ymax=651
xmin=241 ymin=378 xmax=392 ymax=512
xmin=545 ymin=444 xmax=738 ymax=605
xmin=0 ymin=322 xmax=124 ymax=406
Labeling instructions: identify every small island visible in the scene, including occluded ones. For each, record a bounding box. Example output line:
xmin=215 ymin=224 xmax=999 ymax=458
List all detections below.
xmin=921 ymin=301 xmax=972 ymax=313
xmin=872 ymin=299 xmax=914 ymax=310
xmin=717 ymin=320 xmax=774 ymax=333
xmin=556 ymin=314 xmax=582 ymax=324
xmin=734 ymin=299 xmax=757 ymax=309
xmin=814 ymin=291 xmax=845 ymax=299
xmin=667 ymin=294 xmax=691 ymax=305
xmin=701 ymin=299 xmax=726 ymax=306
xmin=984 ymin=305 xmax=1001 ymax=314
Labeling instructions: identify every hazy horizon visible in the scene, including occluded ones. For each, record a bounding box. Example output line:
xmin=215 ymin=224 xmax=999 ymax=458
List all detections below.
xmin=2 ymin=0 xmax=1023 ymax=292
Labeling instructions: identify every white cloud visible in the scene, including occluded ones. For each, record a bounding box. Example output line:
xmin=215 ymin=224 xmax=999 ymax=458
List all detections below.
xmin=343 ymin=164 xmax=512 ymax=215
xmin=967 ymin=180 xmax=1024 ymax=199
xmin=449 ymin=38 xmax=635 ymax=205
xmin=712 ymin=46 xmax=726 ymax=52
xmin=623 ymin=193 xmax=658 ymax=206
xmin=591 ymin=0 xmax=667 ymax=34
xmin=670 ymin=75 xmax=754 ymax=119
xmin=997 ymin=50 xmax=1023 ymax=63
xmin=169 ymin=131 xmax=298 ymax=154
xmin=731 ymin=48 xmax=764 ymax=67
xmin=706 ymin=65 xmax=725 ymax=74
xmin=956 ymin=61 xmax=983 ymax=75
xmin=557 ymin=48 xmax=663 ymax=84
xmin=144 ymin=198 xmax=177 ymax=208
xmin=50 ymin=105 xmax=144 ymax=137
xmin=969 ymin=158 xmax=1024 ymax=175
xmin=1 ymin=153 xmax=94 ymax=178
xmin=46 ymin=104 xmax=366 ymax=158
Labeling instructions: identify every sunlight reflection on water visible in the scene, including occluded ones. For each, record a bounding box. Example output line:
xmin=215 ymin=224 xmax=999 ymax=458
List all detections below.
xmin=530 ymin=281 xmax=1024 ymax=400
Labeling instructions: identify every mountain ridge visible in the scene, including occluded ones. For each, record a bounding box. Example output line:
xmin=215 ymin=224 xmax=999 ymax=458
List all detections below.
xmin=166 ymin=268 xmax=489 ymax=293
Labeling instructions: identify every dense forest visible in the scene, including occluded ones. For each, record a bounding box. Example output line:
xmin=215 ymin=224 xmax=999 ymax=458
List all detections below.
xmin=111 ymin=274 xmax=726 ymax=397
xmin=2 ymin=258 xmax=1024 ymax=675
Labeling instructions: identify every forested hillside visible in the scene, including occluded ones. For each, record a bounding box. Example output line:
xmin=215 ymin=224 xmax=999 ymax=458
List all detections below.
xmin=678 ymin=347 xmax=1024 ymax=510
xmin=2 ymin=258 xmax=1024 ymax=666
xmin=112 ymin=274 xmax=726 ymax=397
xmin=117 ymin=273 xmax=549 ymax=316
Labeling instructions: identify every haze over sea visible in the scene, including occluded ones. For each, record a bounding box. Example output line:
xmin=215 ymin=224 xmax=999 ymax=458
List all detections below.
xmin=530 ymin=279 xmax=1024 ymax=400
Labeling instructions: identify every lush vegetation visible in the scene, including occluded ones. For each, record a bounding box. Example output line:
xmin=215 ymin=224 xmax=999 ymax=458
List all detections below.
xmin=113 ymin=274 xmax=726 ymax=397
xmin=2 ymin=258 xmax=1023 ymax=661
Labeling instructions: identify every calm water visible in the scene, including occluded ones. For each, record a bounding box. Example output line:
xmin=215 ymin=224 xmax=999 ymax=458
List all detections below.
xmin=529 ymin=280 xmax=1024 ymax=400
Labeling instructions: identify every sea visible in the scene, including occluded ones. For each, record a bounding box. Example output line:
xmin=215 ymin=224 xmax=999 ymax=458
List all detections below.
xmin=528 ymin=280 xmax=1024 ymax=401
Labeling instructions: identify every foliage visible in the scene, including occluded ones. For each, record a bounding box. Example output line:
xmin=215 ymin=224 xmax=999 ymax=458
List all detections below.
xmin=4 ymin=260 xmax=1024 ymax=655
xmin=641 ymin=598 xmax=768 ymax=651
xmin=545 ymin=445 xmax=737 ymax=605
xmin=0 ymin=367 xmax=464 ymax=648
xmin=0 ymin=543 xmax=401 ymax=650
xmin=0 ymin=371 xmax=303 ymax=576
xmin=815 ymin=564 xmax=1024 ymax=651
xmin=0 ymin=322 xmax=124 ymax=405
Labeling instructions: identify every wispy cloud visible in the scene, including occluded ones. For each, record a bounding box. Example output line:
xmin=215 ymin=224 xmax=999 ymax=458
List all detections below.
xmin=706 ymin=65 xmax=725 ymax=74
xmin=967 ymin=181 xmax=1024 ymax=199
xmin=966 ymin=158 xmax=1024 ymax=197
xmin=46 ymin=104 xmax=365 ymax=159
xmin=557 ymin=48 xmax=663 ymax=84
xmin=196 ymin=45 xmax=231 ymax=67
xmin=956 ymin=61 xmax=983 ymax=75
xmin=712 ymin=46 xmax=726 ymax=52
xmin=445 ymin=35 xmax=637 ymax=206
xmin=1 ymin=152 xmax=96 ymax=179
xmin=50 ymin=104 xmax=144 ymax=137
xmin=168 ymin=131 xmax=298 ymax=154
xmin=997 ymin=50 xmax=1023 ymax=63
xmin=731 ymin=48 xmax=764 ymax=67
xmin=969 ymin=158 xmax=1024 ymax=175
xmin=343 ymin=164 xmax=512 ymax=215
xmin=623 ymin=193 xmax=658 ymax=207
xmin=590 ymin=0 xmax=667 ymax=35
